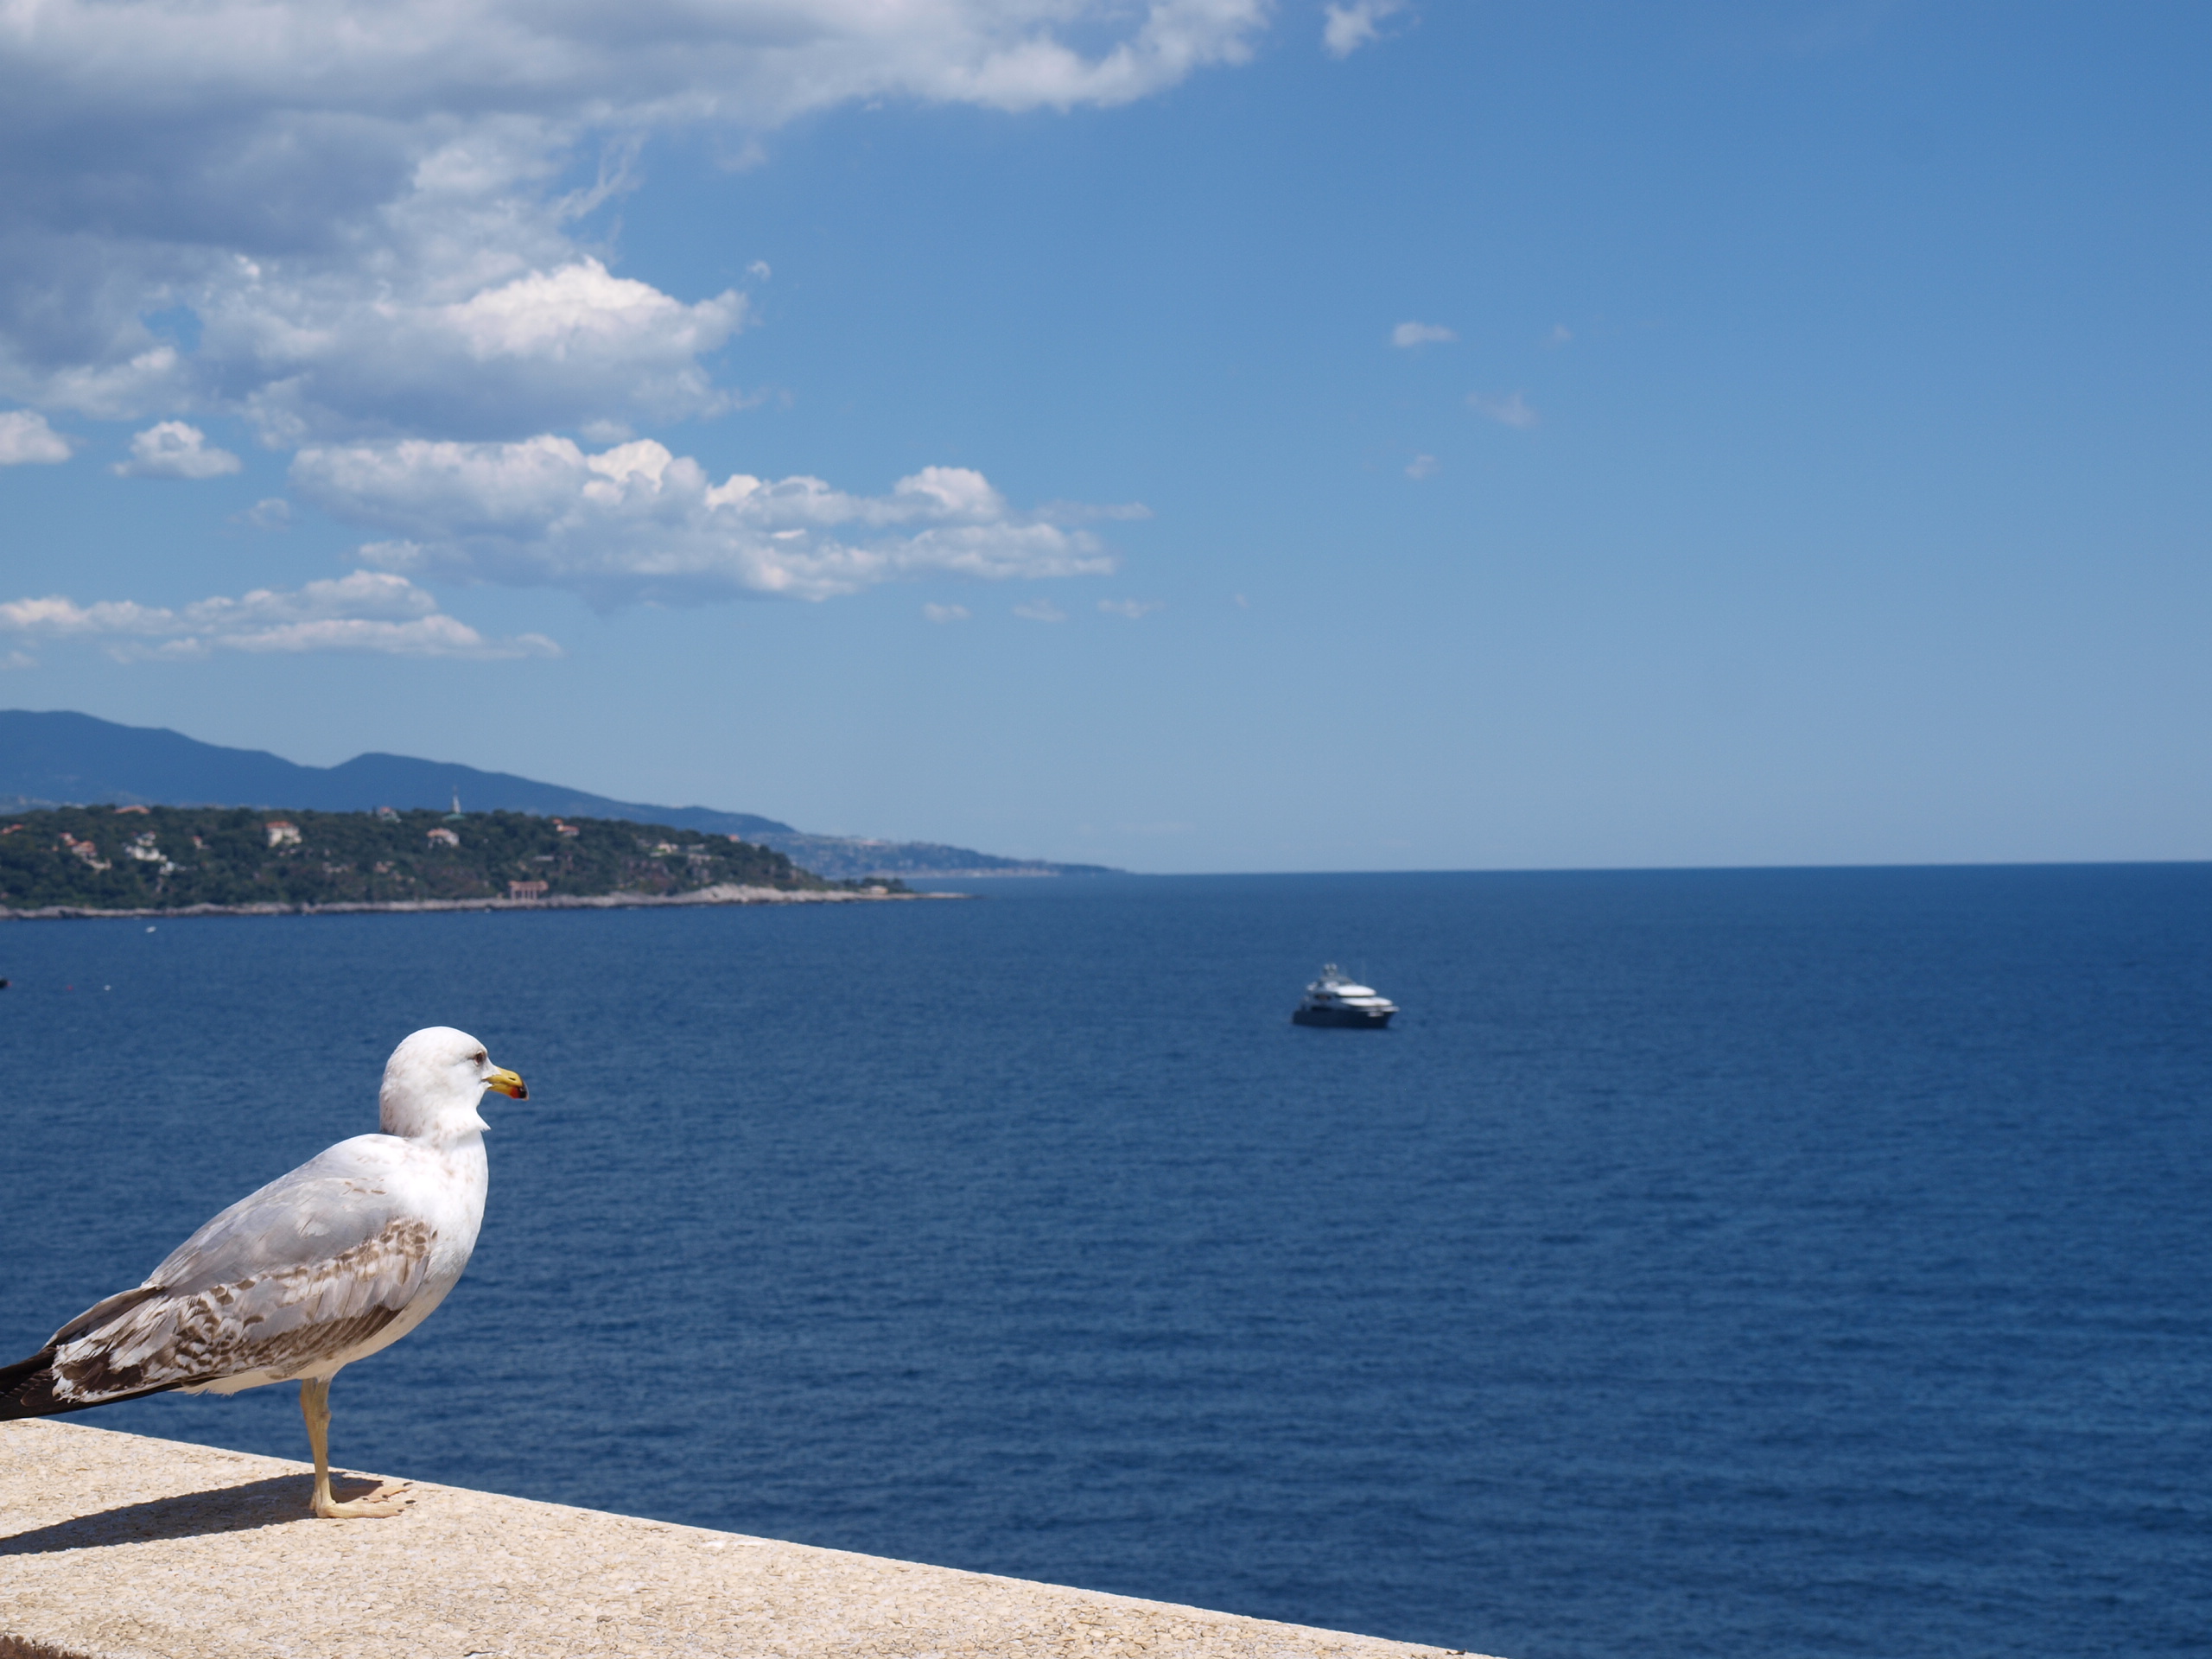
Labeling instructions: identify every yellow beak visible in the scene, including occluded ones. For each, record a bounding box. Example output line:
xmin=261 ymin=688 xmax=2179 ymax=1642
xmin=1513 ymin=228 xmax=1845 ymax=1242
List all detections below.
xmin=485 ymin=1067 xmax=528 ymax=1099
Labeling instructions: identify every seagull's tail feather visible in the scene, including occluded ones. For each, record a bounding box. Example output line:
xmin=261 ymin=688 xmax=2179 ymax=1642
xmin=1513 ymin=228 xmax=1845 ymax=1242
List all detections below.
xmin=3 ymin=1286 xmax=191 ymax=1421
xmin=0 ymin=1346 xmax=189 ymax=1420
xmin=0 ymin=1345 xmax=65 ymax=1420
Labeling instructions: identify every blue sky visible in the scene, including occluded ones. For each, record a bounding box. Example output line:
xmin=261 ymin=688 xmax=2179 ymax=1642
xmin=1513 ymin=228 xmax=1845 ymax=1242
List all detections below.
xmin=2 ymin=2 xmax=2207 ymax=871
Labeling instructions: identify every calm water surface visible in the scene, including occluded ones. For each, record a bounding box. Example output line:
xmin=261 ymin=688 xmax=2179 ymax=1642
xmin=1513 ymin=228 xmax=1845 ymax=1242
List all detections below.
xmin=2 ymin=868 xmax=2208 ymax=1658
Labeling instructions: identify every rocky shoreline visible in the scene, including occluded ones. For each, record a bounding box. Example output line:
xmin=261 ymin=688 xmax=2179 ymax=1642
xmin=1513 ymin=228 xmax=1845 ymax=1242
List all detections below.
xmin=0 ymin=883 xmax=964 ymax=921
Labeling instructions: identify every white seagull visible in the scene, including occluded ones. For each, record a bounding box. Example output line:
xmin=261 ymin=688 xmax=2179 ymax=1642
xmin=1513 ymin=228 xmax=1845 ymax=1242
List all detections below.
xmin=0 ymin=1026 xmax=525 ymax=1518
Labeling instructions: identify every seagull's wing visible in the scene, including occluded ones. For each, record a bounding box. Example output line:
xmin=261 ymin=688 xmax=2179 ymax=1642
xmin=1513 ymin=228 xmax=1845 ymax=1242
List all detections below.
xmin=146 ymin=1136 xmax=414 ymax=1296
xmin=12 ymin=1139 xmax=437 ymax=1414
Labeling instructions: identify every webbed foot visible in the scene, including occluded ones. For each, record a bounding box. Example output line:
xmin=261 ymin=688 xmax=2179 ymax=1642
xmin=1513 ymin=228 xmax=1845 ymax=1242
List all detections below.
xmin=312 ymin=1478 xmax=410 ymax=1519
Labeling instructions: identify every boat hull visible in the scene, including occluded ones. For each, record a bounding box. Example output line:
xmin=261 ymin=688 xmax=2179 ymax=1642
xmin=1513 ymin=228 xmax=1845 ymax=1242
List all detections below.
xmin=1293 ymin=1006 xmax=1395 ymax=1028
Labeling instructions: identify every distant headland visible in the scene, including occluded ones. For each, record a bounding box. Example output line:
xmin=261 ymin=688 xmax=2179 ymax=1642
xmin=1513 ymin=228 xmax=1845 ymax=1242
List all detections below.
xmin=0 ymin=709 xmax=1117 ymax=881
xmin=0 ymin=804 xmax=945 ymax=919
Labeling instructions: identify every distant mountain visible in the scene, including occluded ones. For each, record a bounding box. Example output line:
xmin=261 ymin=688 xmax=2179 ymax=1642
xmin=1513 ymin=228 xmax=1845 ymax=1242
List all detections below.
xmin=0 ymin=710 xmax=1114 ymax=880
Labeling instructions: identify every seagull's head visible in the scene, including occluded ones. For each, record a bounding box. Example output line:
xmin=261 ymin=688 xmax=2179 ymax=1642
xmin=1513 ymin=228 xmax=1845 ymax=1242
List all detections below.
xmin=378 ymin=1026 xmax=527 ymax=1141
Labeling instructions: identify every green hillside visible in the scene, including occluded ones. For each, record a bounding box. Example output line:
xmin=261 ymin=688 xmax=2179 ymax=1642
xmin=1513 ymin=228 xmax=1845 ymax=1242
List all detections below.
xmin=0 ymin=805 xmax=893 ymax=912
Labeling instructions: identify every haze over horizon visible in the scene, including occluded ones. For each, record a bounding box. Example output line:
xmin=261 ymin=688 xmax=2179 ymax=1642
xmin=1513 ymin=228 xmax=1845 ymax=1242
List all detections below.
xmin=2 ymin=3 xmax=2206 ymax=874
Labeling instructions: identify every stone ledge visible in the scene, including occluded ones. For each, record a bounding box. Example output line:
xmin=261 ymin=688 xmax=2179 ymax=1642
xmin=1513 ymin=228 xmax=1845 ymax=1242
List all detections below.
xmin=1 ymin=1421 xmax=1485 ymax=1659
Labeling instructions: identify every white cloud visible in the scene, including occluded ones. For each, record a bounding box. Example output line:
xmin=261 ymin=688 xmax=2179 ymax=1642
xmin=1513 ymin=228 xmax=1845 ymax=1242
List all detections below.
xmin=0 ymin=2 xmax=1272 ymax=441
xmin=0 ymin=649 xmax=34 ymax=670
xmin=112 ymin=421 xmax=242 ymax=480
xmin=1014 ymin=599 xmax=1067 ymax=622
xmin=1325 ymin=0 xmax=1409 ymax=58
xmin=228 ymin=258 xmax=750 ymax=445
xmin=1547 ymin=324 xmax=1574 ymax=346
xmin=1405 ymin=453 xmax=1438 ymax=479
xmin=1468 ymin=391 xmax=1540 ymax=429
xmin=1391 ymin=321 xmax=1455 ymax=348
xmin=237 ymin=497 xmax=293 ymax=530
xmin=292 ymin=436 xmax=1120 ymax=607
xmin=1098 ymin=598 xmax=1164 ymax=619
xmin=923 ymin=602 xmax=971 ymax=623
xmin=0 ymin=409 xmax=71 ymax=464
xmin=0 ymin=570 xmax=556 ymax=659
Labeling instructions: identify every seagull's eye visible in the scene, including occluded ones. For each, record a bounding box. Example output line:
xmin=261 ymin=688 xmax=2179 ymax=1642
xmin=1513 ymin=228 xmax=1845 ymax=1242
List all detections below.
xmin=473 ymin=1051 xmax=487 ymax=1065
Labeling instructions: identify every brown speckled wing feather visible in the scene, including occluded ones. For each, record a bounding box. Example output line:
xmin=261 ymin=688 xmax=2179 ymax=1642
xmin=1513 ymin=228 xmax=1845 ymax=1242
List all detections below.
xmin=10 ymin=1217 xmax=435 ymax=1414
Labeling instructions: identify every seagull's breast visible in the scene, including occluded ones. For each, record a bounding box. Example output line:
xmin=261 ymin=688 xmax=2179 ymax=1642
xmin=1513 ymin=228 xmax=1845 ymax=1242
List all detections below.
xmin=387 ymin=1134 xmax=489 ymax=1289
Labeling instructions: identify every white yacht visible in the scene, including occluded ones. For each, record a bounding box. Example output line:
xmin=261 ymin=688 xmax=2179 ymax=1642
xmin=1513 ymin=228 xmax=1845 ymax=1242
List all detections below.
xmin=1292 ymin=963 xmax=1398 ymax=1028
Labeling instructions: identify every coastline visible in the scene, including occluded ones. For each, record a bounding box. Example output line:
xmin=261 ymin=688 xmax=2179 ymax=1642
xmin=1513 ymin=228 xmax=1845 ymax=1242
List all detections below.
xmin=0 ymin=882 xmax=966 ymax=921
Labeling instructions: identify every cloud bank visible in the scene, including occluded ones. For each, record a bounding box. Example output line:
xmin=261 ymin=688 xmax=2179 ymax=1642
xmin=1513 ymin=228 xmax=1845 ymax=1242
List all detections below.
xmin=0 ymin=410 xmax=71 ymax=465
xmin=1324 ymin=0 xmax=1408 ymax=58
xmin=113 ymin=421 xmax=242 ymax=479
xmin=0 ymin=2 xmax=1220 ymax=653
xmin=1469 ymin=390 xmax=1540 ymax=429
xmin=0 ymin=571 xmax=556 ymax=659
xmin=292 ymin=437 xmax=1117 ymax=606
xmin=0 ymin=1 xmax=1272 ymax=444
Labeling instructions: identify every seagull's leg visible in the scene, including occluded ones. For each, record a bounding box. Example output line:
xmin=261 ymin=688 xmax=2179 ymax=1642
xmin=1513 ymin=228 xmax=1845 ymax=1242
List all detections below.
xmin=300 ymin=1375 xmax=409 ymax=1519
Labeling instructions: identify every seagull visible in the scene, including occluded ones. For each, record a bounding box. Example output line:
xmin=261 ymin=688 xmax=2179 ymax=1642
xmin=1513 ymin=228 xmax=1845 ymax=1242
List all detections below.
xmin=0 ymin=1026 xmax=524 ymax=1519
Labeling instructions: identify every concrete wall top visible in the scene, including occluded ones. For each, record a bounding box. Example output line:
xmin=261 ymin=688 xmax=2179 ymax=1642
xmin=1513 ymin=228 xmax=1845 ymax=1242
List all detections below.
xmin=1 ymin=1421 xmax=1486 ymax=1659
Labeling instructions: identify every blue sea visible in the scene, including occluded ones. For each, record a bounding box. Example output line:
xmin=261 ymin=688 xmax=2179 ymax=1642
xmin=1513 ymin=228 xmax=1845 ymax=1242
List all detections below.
xmin=3 ymin=868 xmax=2208 ymax=1658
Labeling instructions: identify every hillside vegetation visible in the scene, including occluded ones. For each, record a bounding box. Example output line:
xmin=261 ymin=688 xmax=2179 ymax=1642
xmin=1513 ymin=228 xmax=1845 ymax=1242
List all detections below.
xmin=0 ymin=805 xmax=891 ymax=912
xmin=0 ymin=709 xmax=1116 ymax=878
